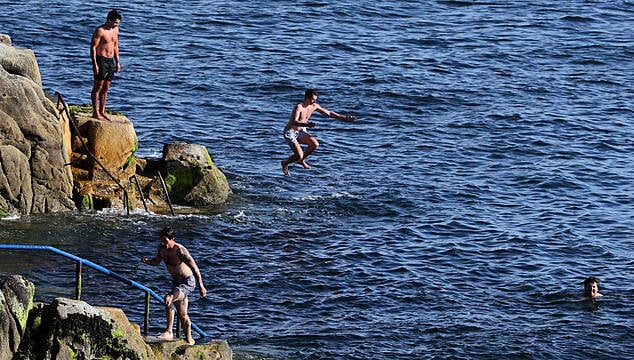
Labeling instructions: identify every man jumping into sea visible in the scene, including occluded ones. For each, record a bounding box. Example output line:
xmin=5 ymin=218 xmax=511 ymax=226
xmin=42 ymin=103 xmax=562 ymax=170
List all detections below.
xmin=281 ymin=88 xmax=357 ymax=175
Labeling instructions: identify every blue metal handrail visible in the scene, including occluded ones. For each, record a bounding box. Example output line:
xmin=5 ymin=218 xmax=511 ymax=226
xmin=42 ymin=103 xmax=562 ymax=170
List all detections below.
xmin=0 ymin=244 xmax=207 ymax=338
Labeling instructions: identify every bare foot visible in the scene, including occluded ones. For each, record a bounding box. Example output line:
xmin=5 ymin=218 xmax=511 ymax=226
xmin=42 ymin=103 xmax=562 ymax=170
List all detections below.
xmin=185 ymin=338 xmax=195 ymax=346
xmin=281 ymin=160 xmax=290 ymax=176
xmin=100 ymin=112 xmax=112 ymax=121
xmin=299 ymin=160 xmax=311 ymax=169
xmin=157 ymin=331 xmax=173 ymax=341
xmin=92 ymin=113 xmax=109 ymax=121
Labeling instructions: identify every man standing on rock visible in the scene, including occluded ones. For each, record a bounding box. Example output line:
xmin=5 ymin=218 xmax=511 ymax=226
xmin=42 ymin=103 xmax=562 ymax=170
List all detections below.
xmin=141 ymin=226 xmax=207 ymax=345
xmin=90 ymin=9 xmax=121 ymax=121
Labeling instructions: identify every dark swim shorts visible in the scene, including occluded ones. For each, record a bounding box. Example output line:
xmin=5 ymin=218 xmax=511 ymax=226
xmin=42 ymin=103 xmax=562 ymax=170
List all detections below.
xmin=172 ymin=275 xmax=196 ymax=297
xmin=95 ymin=55 xmax=116 ymax=81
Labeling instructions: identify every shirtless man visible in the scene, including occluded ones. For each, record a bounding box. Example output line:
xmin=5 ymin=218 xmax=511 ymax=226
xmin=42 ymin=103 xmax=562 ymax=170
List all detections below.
xmin=90 ymin=9 xmax=121 ymax=120
xmin=281 ymin=88 xmax=357 ymax=175
xmin=141 ymin=226 xmax=207 ymax=345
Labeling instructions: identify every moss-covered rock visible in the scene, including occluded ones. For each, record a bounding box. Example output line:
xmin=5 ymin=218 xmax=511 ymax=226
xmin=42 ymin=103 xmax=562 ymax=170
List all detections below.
xmin=161 ymin=142 xmax=231 ymax=206
xmin=2 ymin=275 xmax=35 ymax=333
xmin=69 ymin=103 xmax=123 ymax=117
xmin=16 ymin=297 xmax=153 ymax=360
xmin=1 ymin=276 xmax=232 ymax=360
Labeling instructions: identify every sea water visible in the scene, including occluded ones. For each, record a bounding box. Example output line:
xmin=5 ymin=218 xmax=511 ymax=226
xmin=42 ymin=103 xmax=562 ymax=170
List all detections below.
xmin=1 ymin=1 xmax=633 ymax=359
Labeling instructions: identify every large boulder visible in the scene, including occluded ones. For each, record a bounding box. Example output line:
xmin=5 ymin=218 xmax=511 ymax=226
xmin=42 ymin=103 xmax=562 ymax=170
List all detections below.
xmin=16 ymin=297 xmax=156 ymax=360
xmin=0 ymin=36 xmax=75 ymax=215
xmin=72 ymin=113 xmax=138 ymax=182
xmin=160 ymin=142 xmax=232 ymax=206
xmin=0 ymin=39 xmax=41 ymax=86
xmin=0 ymin=145 xmax=33 ymax=213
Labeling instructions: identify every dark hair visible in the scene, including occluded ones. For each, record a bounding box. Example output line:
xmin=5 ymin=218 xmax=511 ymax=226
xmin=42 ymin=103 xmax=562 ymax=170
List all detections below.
xmin=583 ymin=276 xmax=600 ymax=295
xmin=159 ymin=226 xmax=175 ymax=239
xmin=305 ymin=88 xmax=318 ymax=99
xmin=107 ymin=9 xmax=122 ymax=21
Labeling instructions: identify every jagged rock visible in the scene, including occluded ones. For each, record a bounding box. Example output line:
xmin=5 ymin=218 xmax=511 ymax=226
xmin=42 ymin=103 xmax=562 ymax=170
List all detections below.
xmin=16 ymin=297 xmax=155 ymax=360
xmin=0 ymin=275 xmax=35 ymax=359
xmin=2 ymin=275 xmax=35 ymax=334
xmin=0 ymin=34 xmax=10 ymax=45
xmin=160 ymin=142 xmax=232 ymax=206
xmin=0 ymin=290 xmax=16 ymax=360
xmin=0 ymin=36 xmax=75 ymax=215
xmin=0 ymin=41 xmax=41 ymax=86
xmin=0 ymin=145 xmax=33 ymax=214
xmin=98 ymin=306 xmax=157 ymax=359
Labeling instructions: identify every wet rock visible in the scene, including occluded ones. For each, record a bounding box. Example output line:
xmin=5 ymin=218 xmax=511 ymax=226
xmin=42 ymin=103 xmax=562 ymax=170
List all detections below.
xmin=160 ymin=142 xmax=232 ymax=206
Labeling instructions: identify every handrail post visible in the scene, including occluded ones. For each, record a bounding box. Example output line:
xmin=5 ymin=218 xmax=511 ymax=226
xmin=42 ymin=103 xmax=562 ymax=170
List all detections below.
xmin=75 ymin=261 xmax=82 ymax=300
xmin=123 ymin=190 xmax=130 ymax=216
xmin=130 ymin=175 xmax=149 ymax=213
xmin=144 ymin=291 xmax=150 ymax=337
xmin=157 ymin=172 xmax=175 ymax=216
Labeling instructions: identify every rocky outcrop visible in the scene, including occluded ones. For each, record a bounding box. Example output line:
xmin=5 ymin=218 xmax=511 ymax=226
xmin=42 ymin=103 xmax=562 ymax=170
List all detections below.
xmin=0 ymin=35 xmax=75 ymax=215
xmin=1 ymin=275 xmax=232 ymax=360
xmin=1 ymin=34 xmax=231 ymax=215
xmin=69 ymin=108 xmax=232 ymax=213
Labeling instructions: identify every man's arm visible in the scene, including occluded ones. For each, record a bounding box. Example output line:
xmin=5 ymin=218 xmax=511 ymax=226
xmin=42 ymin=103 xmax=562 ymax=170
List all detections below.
xmin=90 ymin=28 xmax=101 ymax=74
xmin=141 ymin=247 xmax=162 ymax=266
xmin=179 ymin=247 xmax=207 ymax=298
xmin=291 ymin=120 xmax=317 ymax=128
xmin=316 ymin=105 xmax=356 ymax=122
xmin=114 ymin=28 xmax=120 ymax=72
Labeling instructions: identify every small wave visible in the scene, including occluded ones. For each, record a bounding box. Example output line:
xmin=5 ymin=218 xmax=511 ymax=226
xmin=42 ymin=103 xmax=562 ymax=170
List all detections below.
xmin=1 ymin=214 xmax=20 ymax=221
xmin=560 ymin=15 xmax=596 ymax=22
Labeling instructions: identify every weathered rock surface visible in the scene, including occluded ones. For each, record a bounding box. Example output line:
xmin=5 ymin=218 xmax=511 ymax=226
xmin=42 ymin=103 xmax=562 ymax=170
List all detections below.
xmin=160 ymin=142 xmax=232 ymax=206
xmin=0 ymin=275 xmax=35 ymax=359
xmin=73 ymin=113 xmax=138 ymax=182
xmin=69 ymin=110 xmax=232 ymax=212
xmin=0 ymin=37 xmax=75 ymax=215
xmin=0 ymin=275 xmax=232 ymax=360
xmin=148 ymin=338 xmax=232 ymax=360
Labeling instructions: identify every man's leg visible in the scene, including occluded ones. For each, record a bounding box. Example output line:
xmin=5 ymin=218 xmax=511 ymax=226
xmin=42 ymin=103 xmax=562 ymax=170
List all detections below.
xmin=99 ymin=80 xmax=112 ymax=120
xmin=176 ymin=297 xmax=195 ymax=345
xmin=158 ymin=288 xmax=185 ymax=340
xmin=282 ymin=141 xmax=303 ymax=176
xmin=298 ymin=135 xmax=319 ymax=169
xmin=91 ymin=79 xmax=105 ymax=119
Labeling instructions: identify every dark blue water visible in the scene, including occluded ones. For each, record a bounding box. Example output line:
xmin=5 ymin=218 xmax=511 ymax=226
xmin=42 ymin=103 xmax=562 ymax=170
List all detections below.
xmin=2 ymin=1 xmax=634 ymax=359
